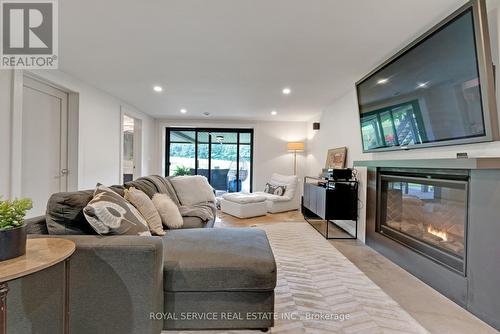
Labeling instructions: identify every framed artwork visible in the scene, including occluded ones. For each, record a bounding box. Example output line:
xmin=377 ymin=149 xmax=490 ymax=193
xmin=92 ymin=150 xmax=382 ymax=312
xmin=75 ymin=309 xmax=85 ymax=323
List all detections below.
xmin=325 ymin=147 xmax=347 ymax=169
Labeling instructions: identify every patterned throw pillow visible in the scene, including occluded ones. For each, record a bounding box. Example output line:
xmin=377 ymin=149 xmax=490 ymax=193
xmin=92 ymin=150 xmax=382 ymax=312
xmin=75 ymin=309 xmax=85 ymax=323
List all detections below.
xmin=83 ymin=185 xmax=152 ymax=236
xmin=264 ymin=183 xmax=287 ymax=196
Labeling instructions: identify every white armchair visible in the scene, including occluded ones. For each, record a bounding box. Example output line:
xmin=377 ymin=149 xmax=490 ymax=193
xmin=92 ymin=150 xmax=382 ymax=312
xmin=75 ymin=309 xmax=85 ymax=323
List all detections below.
xmin=254 ymin=173 xmax=300 ymax=213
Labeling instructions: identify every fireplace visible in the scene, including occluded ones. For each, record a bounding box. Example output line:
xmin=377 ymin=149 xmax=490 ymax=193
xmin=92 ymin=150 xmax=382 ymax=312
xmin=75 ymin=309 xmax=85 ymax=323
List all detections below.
xmin=377 ymin=169 xmax=468 ymax=274
xmin=356 ymin=159 xmax=500 ymax=331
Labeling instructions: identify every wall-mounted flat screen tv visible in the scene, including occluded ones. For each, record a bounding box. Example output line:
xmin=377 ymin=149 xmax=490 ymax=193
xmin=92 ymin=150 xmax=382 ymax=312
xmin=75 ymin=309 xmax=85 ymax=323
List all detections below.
xmin=356 ymin=0 xmax=498 ymax=152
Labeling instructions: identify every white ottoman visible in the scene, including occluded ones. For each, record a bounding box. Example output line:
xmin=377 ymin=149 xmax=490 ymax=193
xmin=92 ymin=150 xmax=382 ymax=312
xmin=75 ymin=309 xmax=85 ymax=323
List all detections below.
xmin=220 ymin=193 xmax=268 ymax=219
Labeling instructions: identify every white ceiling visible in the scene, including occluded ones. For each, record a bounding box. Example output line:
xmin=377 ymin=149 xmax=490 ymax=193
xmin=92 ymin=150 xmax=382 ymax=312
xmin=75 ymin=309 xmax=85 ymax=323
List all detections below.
xmin=58 ymin=0 xmax=467 ymax=121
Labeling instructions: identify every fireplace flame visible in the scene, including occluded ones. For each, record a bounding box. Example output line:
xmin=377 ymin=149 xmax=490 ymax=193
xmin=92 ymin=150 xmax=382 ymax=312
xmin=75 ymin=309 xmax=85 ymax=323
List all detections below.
xmin=427 ymin=225 xmax=448 ymax=242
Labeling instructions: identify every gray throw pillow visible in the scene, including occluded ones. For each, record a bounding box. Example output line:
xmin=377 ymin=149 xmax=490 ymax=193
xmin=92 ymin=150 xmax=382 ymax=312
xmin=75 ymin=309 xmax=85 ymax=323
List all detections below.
xmin=264 ymin=183 xmax=287 ymax=196
xmin=83 ymin=185 xmax=151 ymax=236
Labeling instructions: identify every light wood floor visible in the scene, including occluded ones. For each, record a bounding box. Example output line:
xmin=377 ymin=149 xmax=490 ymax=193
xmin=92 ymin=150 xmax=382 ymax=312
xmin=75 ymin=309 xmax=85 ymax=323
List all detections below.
xmin=215 ymin=210 xmax=305 ymax=228
xmin=214 ymin=210 xmax=499 ymax=334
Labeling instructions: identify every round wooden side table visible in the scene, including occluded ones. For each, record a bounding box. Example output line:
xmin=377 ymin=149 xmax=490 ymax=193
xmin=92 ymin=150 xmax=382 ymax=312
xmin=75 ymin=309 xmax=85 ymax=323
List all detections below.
xmin=0 ymin=238 xmax=76 ymax=334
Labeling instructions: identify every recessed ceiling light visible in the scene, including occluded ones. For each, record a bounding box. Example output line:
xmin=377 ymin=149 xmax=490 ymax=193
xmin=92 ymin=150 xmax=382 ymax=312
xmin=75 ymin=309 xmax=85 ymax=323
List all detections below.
xmin=153 ymin=85 xmax=163 ymax=92
xmin=271 ymin=110 xmax=277 ymax=116
xmin=180 ymin=108 xmax=187 ymax=114
xmin=376 ymin=78 xmax=389 ymax=85
xmin=282 ymin=87 xmax=291 ymax=95
xmin=417 ymin=81 xmax=429 ymax=88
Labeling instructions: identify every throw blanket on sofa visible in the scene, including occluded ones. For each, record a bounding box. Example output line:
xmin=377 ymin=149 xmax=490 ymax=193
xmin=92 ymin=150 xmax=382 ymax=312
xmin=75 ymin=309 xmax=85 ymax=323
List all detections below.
xmin=179 ymin=204 xmax=215 ymax=221
xmin=148 ymin=175 xmax=181 ymax=206
xmin=144 ymin=175 xmax=216 ymax=221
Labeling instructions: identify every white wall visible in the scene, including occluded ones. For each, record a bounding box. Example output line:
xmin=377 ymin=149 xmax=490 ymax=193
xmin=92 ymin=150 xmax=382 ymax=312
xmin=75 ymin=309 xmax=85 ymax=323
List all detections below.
xmin=157 ymin=119 xmax=308 ymax=194
xmin=306 ymin=90 xmax=363 ymax=174
xmin=306 ymin=3 xmax=500 ymax=242
xmin=0 ymin=69 xmax=157 ymax=200
xmin=253 ymin=121 xmax=308 ymax=192
xmin=0 ymin=71 xmax=13 ymax=198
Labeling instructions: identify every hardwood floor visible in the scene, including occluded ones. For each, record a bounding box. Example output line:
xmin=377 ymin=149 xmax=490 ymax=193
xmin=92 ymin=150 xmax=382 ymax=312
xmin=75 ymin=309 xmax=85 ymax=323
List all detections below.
xmin=215 ymin=209 xmax=305 ymax=227
xmin=214 ymin=210 xmax=499 ymax=334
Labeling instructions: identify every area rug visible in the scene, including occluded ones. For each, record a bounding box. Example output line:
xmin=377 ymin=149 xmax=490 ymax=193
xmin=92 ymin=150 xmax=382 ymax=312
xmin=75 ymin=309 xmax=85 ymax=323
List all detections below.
xmin=166 ymin=223 xmax=429 ymax=334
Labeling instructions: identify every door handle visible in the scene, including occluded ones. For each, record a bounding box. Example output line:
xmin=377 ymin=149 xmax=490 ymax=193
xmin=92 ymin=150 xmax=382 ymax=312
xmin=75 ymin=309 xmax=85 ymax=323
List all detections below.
xmin=55 ymin=169 xmax=69 ymax=178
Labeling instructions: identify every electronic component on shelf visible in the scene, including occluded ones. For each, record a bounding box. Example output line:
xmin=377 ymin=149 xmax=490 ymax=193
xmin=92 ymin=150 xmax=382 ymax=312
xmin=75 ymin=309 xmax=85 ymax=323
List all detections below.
xmin=321 ymin=168 xmax=333 ymax=179
xmin=321 ymin=168 xmax=353 ymax=181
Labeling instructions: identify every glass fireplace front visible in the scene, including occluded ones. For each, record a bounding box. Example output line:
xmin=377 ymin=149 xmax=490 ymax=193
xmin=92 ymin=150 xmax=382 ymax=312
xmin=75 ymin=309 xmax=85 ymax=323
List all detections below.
xmin=378 ymin=171 xmax=468 ymax=273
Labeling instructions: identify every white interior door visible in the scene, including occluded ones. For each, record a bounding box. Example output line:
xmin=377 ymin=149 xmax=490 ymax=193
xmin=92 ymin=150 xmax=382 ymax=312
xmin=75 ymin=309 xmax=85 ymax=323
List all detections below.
xmin=22 ymin=76 xmax=68 ymax=217
xmin=121 ymin=112 xmax=142 ymax=183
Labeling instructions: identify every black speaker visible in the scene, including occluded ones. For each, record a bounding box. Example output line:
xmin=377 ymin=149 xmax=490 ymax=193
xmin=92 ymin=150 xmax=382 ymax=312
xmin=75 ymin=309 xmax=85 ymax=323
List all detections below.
xmin=331 ymin=168 xmax=353 ymax=181
xmin=313 ymin=122 xmax=320 ymax=130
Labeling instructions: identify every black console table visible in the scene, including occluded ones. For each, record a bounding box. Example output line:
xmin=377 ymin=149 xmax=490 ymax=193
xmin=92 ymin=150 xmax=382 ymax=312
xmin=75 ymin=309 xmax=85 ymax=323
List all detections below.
xmin=302 ymin=176 xmax=358 ymax=239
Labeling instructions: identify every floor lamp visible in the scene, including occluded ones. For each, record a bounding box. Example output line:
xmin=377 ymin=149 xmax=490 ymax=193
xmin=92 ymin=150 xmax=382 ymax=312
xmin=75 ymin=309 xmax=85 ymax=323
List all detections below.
xmin=287 ymin=142 xmax=305 ymax=175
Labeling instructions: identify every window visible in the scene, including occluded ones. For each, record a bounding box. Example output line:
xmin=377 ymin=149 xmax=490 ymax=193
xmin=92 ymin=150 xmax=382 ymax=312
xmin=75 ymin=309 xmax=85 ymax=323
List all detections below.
xmin=166 ymin=128 xmax=253 ymax=194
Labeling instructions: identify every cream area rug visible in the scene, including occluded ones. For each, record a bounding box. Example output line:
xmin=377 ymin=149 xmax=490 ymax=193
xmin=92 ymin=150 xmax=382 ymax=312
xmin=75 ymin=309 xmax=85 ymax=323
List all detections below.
xmin=166 ymin=223 xmax=429 ymax=334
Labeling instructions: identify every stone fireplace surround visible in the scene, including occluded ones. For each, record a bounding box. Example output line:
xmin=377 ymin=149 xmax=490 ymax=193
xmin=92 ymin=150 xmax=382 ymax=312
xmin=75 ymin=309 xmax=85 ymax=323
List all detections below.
xmin=354 ymin=158 xmax=500 ymax=331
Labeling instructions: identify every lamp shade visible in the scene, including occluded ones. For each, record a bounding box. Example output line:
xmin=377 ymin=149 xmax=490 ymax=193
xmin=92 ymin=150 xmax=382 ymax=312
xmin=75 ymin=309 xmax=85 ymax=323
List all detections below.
xmin=287 ymin=141 xmax=305 ymax=152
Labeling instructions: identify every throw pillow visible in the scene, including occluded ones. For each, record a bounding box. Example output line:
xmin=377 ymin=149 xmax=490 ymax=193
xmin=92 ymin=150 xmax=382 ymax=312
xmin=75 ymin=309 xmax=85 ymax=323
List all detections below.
xmin=83 ymin=184 xmax=151 ymax=236
xmin=152 ymin=193 xmax=184 ymax=229
xmin=264 ymin=182 xmax=287 ymax=196
xmin=168 ymin=175 xmax=216 ymax=206
xmin=124 ymin=187 xmax=166 ymax=236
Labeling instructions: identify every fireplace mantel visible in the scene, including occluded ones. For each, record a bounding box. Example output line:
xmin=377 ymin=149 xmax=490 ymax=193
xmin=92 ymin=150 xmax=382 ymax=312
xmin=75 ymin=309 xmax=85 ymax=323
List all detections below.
xmin=354 ymin=157 xmax=500 ymax=169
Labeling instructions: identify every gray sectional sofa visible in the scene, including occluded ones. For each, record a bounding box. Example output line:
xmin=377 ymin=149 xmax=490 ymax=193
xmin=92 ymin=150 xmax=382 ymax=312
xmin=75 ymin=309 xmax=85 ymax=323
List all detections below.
xmin=14 ymin=175 xmax=276 ymax=334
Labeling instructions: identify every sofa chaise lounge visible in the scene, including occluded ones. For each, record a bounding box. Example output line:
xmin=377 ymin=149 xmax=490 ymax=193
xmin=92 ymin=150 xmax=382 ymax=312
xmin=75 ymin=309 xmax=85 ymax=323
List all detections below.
xmin=10 ymin=175 xmax=276 ymax=334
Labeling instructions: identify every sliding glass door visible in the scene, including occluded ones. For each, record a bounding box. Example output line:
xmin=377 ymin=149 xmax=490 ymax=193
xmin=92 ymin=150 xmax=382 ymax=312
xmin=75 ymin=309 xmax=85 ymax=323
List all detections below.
xmin=166 ymin=130 xmax=196 ymax=176
xmin=166 ymin=128 xmax=253 ymax=194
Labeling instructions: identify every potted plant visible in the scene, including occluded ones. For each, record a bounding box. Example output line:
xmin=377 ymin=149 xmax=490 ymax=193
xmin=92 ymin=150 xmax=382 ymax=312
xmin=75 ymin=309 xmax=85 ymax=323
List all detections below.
xmin=0 ymin=198 xmax=32 ymax=261
xmin=173 ymin=165 xmax=192 ymax=176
